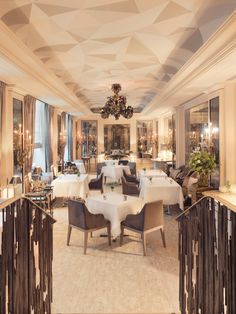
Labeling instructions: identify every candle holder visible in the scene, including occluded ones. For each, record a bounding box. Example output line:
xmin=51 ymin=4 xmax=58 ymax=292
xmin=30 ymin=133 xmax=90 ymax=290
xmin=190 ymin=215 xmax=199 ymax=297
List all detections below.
xmin=13 ymin=124 xmax=34 ymax=167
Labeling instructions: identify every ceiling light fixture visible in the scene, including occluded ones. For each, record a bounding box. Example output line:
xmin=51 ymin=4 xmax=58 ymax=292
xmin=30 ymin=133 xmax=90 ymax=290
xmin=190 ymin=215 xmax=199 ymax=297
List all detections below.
xmin=100 ymin=83 xmax=133 ymax=120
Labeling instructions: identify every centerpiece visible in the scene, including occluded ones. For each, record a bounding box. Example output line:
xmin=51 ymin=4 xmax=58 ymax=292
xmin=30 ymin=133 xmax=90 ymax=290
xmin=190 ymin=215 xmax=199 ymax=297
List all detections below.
xmin=188 ymin=151 xmax=216 ymax=187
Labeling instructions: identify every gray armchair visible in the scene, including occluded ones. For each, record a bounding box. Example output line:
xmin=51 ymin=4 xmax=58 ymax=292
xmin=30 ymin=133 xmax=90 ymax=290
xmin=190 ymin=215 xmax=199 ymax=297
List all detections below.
xmin=121 ymin=177 xmax=139 ymax=196
xmin=89 ymin=173 xmax=104 ymax=194
xmin=67 ymin=199 xmax=111 ymax=254
xmin=128 ymin=161 xmax=137 ymax=176
xmin=122 ymin=169 xmax=139 ymax=185
xmin=120 ymin=200 xmax=166 ymax=255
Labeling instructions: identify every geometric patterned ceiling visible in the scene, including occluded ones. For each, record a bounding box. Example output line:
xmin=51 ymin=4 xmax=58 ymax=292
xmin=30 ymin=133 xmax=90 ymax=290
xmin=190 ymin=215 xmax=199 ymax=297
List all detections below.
xmin=0 ymin=0 xmax=235 ymax=112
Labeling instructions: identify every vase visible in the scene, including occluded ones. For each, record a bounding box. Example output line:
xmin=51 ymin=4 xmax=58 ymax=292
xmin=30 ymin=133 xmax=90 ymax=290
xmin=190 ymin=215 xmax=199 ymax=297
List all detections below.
xmin=198 ymin=174 xmax=209 ymax=187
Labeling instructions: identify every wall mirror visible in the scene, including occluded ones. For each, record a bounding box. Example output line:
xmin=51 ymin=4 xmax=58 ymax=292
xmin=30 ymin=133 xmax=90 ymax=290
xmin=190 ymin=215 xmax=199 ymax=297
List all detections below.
xmin=13 ymin=98 xmax=23 ymax=175
xmin=104 ymin=124 xmax=130 ymax=153
xmin=137 ymin=120 xmax=153 ymax=158
xmin=81 ymin=120 xmax=97 ymax=156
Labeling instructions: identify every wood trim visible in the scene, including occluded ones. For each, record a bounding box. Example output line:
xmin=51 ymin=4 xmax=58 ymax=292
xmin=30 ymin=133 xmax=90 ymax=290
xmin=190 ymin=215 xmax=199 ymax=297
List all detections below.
xmin=203 ymin=190 xmax=236 ymax=213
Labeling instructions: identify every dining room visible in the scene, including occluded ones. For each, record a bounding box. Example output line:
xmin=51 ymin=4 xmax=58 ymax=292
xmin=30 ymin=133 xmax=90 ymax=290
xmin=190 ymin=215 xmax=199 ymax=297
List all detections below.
xmin=0 ymin=1 xmax=236 ymax=313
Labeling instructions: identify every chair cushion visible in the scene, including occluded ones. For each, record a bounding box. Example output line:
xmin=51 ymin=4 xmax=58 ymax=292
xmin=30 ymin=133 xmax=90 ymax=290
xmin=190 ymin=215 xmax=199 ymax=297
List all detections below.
xmin=169 ymin=168 xmax=181 ymax=180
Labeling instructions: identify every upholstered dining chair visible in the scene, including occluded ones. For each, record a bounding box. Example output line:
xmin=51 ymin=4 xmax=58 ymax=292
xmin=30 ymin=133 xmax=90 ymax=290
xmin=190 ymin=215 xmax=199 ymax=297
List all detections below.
xmin=128 ymin=161 xmax=137 ymax=176
xmin=122 ymin=169 xmax=139 ymax=185
xmin=118 ymin=159 xmax=129 ymax=165
xmin=89 ymin=173 xmax=104 ymax=194
xmin=121 ymin=177 xmax=139 ymax=196
xmin=120 ymin=200 xmax=166 ymax=256
xmin=96 ymin=162 xmax=106 ymax=177
xmin=67 ymin=199 xmax=111 ymax=254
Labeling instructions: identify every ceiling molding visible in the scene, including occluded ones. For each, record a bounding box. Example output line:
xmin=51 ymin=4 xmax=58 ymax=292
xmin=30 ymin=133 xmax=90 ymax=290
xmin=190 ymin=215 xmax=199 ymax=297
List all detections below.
xmin=143 ymin=11 xmax=236 ymax=114
xmin=0 ymin=20 xmax=90 ymax=114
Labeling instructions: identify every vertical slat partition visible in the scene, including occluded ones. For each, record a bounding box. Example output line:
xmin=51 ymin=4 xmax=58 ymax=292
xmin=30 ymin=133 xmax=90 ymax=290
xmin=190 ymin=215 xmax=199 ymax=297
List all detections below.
xmin=0 ymin=197 xmax=55 ymax=313
xmin=177 ymin=196 xmax=236 ymax=314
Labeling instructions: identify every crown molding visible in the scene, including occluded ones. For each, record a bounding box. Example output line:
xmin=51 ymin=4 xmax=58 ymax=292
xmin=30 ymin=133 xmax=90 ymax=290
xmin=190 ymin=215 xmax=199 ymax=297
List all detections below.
xmin=144 ymin=11 xmax=236 ymax=115
xmin=0 ymin=20 xmax=90 ymax=114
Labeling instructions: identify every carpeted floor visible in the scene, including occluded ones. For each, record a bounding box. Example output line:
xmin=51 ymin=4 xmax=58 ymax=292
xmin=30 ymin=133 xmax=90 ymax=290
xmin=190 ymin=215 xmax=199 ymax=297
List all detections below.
xmin=51 ymin=183 xmax=180 ymax=314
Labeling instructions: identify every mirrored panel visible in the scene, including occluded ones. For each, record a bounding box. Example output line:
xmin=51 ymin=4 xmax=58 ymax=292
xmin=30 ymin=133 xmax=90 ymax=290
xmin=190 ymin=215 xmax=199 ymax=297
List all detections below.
xmin=185 ymin=103 xmax=208 ymax=161
xmin=81 ymin=120 xmax=97 ymax=156
xmin=137 ymin=120 xmax=153 ymax=158
xmin=104 ymin=124 xmax=130 ymax=154
xmin=13 ymin=98 xmax=23 ymax=175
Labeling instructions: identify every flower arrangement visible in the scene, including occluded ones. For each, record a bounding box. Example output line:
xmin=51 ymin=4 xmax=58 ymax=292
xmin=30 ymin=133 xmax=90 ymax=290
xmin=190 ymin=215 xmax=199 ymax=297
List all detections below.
xmin=188 ymin=151 xmax=216 ymax=186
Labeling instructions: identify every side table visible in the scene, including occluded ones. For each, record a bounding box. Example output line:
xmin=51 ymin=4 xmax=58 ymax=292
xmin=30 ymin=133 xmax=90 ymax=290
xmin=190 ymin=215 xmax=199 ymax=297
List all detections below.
xmin=25 ymin=189 xmax=53 ymax=214
xmin=191 ymin=186 xmax=215 ymax=204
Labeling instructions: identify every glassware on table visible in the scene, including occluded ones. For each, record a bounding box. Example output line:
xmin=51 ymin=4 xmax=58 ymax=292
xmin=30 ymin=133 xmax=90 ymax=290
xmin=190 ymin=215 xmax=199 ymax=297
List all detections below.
xmin=103 ymin=194 xmax=107 ymax=200
xmin=123 ymin=195 xmax=127 ymax=201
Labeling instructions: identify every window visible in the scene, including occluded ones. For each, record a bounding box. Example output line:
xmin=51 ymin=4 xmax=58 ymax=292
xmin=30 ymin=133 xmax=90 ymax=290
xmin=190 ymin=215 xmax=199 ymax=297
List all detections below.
xmin=33 ymin=100 xmax=46 ymax=170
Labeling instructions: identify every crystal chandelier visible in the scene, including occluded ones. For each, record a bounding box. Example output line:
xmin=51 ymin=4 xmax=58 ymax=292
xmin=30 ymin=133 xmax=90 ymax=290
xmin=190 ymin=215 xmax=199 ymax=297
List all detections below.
xmin=100 ymin=83 xmax=133 ymax=120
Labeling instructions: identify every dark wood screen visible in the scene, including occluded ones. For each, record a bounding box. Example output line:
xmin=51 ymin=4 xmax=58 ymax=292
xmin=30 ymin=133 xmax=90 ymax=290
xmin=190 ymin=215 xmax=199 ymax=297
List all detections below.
xmin=0 ymin=197 xmax=55 ymax=313
xmin=177 ymin=197 xmax=236 ymax=314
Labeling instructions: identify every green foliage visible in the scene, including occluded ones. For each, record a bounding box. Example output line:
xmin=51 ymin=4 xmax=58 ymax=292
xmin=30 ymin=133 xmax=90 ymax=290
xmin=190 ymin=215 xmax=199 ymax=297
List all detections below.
xmin=188 ymin=151 xmax=216 ymax=175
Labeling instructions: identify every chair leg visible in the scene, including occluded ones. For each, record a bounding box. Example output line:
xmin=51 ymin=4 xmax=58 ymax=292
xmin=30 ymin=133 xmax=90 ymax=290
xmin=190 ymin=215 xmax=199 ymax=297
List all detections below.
xmin=67 ymin=226 xmax=72 ymax=246
xmin=84 ymin=231 xmax=89 ymax=255
xmin=120 ymin=226 xmax=124 ymax=246
xmin=101 ymin=187 xmax=104 ymax=194
xmin=142 ymin=232 xmax=147 ymax=256
xmin=107 ymin=224 xmax=111 ymax=246
xmin=160 ymin=229 xmax=166 ymax=248
xmin=90 ymin=232 xmax=93 ymax=238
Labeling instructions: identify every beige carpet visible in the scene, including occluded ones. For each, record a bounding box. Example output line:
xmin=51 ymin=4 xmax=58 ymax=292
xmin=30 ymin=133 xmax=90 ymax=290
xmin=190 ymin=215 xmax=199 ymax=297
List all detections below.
xmin=51 ymin=186 xmax=180 ymax=314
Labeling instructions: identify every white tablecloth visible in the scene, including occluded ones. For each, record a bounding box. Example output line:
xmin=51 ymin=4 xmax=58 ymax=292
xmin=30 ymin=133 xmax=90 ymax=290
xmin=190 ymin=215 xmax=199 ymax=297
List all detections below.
xmin=51 ymin=174 xmax=89 ymax=198
xmin=101 ymin=165 xmax=130 ymax=182
xmin=104 ymin=160 xmax=119 ymax=166
xmin=138 ymin=169 xmax=167 ymax=180
xmin=139 ymin=177 xmax=184 ymax=210
xmin=74 ymin=161 xmax=86 ymax=174
xmin=86 ymin=192 xmax=144 ymax=237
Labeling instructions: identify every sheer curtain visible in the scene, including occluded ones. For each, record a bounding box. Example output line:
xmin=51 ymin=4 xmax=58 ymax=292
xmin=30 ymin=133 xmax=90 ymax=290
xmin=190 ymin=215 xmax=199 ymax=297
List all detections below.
xmin=23 ymin=95 xmax=36 ymax=174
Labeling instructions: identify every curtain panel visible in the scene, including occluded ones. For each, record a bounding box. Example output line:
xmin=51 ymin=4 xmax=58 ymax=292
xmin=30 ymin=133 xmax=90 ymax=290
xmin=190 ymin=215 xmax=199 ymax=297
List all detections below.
xmin=59 ymin=112 xmax=67 ymax=164
xmin=0 ymin=81 xmax=6 ymax=179
xmin=0 ymin=81 xmax=6 ymax=164
xmin=44 ymin=104 xmax=54 ymax=172
xmin=67 ymin=114 xmax=73 ymax=161
xmin=23 ymin=95 xmax=36 ymax=174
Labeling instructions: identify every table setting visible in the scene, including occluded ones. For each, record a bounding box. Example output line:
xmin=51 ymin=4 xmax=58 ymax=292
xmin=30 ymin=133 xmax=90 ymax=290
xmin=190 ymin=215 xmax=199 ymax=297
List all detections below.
xmin=139 ymin=176 xmax=184 ymax=210
xmin=51 ymin=174 xmax=89 ymax=199
xmin=86 ymin=192 xmax=144 ymax=237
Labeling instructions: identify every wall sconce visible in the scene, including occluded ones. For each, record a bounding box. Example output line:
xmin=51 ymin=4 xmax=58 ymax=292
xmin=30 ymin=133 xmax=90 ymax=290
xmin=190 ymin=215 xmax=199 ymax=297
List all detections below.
xmin=76 ymin=134 xmax=83 ymax=150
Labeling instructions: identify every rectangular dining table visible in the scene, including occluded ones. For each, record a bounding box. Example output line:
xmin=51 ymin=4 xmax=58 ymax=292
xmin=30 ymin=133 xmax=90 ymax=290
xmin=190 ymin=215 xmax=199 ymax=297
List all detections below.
xmin=139 ymin=177 xmax=184 ymax=210
xmin=51 ymin=174 xmax=89 ymax=199
xmin=86 ymin=192 xmax=144 ymax=237
xmin=101 ymin=165 xmax=130 ymax=182
xmin=138 ymin=169 xmax=167 ymax=180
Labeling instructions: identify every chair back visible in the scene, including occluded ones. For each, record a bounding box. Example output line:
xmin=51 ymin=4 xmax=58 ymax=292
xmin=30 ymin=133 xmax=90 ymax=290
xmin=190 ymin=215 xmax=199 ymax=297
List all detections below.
xmin=96 ymin=162 xmax=106 ymax=176
xmin=128 ymin=161 xmax=136 ymax=175
xmin=143 ymin=200 xmax=163 ymax=231
xmin=68 ymin=199 xmax=87 ymax=229
xmin=121 ymin=177 xmax=139 ymax=196
xmin=119 ymin=160 xmax=129 ymax=166
xmin=123 ymin=169 xmax=129 ymax=181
